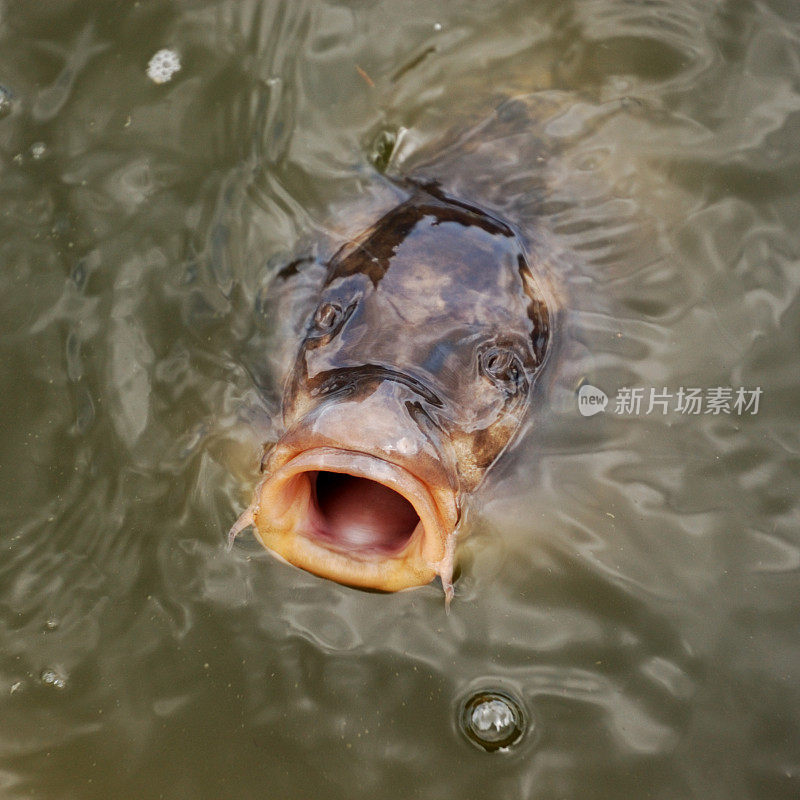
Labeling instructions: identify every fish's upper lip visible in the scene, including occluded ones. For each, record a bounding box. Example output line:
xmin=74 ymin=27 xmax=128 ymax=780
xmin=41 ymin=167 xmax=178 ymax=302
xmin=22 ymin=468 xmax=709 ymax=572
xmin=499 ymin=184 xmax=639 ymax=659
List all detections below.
xmin=249 ymin=445 xmax=458 ymax=592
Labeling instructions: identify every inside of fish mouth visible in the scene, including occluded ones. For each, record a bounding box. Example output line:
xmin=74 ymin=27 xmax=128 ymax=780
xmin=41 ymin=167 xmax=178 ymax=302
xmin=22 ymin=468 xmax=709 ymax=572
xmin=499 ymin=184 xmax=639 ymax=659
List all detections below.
xmin=304 ymin=470 xmax=421 ymax=555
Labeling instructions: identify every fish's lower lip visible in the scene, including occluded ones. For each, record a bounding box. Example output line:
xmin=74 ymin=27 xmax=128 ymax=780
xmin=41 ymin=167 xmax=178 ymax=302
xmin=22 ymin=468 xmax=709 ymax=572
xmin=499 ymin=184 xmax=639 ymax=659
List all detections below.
xmin=251 ymin=447 xmax=457 ymax=592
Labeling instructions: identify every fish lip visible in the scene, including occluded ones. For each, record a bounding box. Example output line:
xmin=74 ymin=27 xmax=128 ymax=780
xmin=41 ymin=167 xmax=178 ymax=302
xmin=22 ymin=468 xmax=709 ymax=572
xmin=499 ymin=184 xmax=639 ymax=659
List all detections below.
xmin=252 ymin=446 xmax=457 ymax=592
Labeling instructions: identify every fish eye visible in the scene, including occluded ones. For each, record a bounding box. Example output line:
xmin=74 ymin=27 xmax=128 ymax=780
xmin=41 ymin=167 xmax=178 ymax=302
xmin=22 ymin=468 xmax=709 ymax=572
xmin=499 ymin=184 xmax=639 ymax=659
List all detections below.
xmin=313 ymin=301 xmax=343 ymax=332
xmin=479 ymin=346 xmax=527 ymax=395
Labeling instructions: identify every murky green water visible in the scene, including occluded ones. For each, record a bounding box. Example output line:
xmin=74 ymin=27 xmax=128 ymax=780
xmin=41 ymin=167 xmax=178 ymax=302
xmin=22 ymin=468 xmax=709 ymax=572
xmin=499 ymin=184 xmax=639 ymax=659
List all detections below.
xmin=1 ymin=1 xmax=799 ymax=798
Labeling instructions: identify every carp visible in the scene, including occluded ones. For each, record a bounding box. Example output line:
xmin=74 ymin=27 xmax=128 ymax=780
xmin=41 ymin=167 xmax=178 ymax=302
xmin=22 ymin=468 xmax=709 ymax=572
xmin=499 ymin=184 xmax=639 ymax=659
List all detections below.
xmin=230 ymin=99 xmax=556 ymax=603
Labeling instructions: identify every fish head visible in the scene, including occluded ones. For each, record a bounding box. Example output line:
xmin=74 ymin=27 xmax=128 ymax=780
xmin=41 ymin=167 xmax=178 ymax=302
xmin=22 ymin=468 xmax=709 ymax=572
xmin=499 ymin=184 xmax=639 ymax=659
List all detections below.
xmin=250 ymin=191 xmax=550 ymax=592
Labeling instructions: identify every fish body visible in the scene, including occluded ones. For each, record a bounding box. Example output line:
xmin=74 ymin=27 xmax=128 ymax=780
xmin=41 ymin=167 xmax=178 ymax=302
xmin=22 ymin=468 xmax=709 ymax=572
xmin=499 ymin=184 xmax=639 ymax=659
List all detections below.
xmin=232 ymin=178 xmax=552 ymax=599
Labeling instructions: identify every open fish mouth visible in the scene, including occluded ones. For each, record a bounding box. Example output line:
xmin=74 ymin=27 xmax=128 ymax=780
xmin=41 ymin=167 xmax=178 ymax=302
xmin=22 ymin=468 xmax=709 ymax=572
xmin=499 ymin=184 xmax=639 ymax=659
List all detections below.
xmin=231 ymin=446 xmax=458 ymax=593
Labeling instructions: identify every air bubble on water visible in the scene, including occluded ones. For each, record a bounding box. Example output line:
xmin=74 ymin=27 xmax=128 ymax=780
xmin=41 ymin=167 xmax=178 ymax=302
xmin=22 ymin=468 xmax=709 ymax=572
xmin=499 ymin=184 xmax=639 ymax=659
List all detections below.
xmin=472 ymin=698 xmax=514 ymax=733
xmin=433 ymin=22 xmax=443 ymax=31
xmin=30 ymin=141 xmax=47 ymax=160
xmin=459 ymin=690 xmax=526 ymax=752
xmin=40 ymin=668 xmax=67 ymax=691
xmin=147 ymin=49 xmax=181 ymax=84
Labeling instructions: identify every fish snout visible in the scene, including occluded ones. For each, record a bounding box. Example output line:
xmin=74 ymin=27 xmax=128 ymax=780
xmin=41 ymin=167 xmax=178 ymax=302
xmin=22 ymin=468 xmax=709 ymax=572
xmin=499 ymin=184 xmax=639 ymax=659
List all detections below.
xmin=245 ymin=379 xmax=459 ymax=593
xmin=310 ymin=364 xmax=446 ymax=414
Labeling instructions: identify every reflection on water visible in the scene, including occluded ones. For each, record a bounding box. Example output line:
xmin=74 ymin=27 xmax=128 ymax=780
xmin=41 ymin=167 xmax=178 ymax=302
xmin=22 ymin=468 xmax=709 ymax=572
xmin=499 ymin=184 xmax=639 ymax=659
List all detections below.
xmin=0 ymin=1 xmax=798 ymax=798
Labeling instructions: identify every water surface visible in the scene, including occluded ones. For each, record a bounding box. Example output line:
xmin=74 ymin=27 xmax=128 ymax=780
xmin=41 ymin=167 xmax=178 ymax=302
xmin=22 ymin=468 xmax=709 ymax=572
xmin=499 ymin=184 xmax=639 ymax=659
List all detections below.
xmin=1 ymin=1 xmax=798 ymax=798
